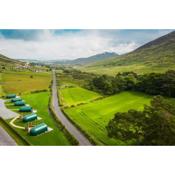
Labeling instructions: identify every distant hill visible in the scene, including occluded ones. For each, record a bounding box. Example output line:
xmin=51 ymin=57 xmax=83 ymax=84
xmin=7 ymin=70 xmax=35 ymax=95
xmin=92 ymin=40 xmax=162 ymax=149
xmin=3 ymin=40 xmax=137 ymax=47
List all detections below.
xmin=0 ymin=53 xmax=22 ymax=65
xmin=70 ymin=52 xmax=118 ymax=65
xmin=0 ymin=53 xmax=25 ymax=71
xmin=79 ymin=31 xmax=175 ymax=75
xmin=48 ymin=52 xmax=118 ymax=65
xmin=0 ymin=54 xmax=19 ymax=64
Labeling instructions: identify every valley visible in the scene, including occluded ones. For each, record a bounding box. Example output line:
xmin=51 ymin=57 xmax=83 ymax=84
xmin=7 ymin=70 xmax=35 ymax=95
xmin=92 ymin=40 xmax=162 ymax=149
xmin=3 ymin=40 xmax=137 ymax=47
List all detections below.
xmin=0 ymin=30 xmax=175 ymax=146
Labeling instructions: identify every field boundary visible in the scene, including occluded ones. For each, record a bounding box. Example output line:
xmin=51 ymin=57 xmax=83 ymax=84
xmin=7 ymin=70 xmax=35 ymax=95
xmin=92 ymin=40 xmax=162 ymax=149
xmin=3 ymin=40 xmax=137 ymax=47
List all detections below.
xmin=49 ymin=84 xmax=79 ymax=145
xmin=0 ymin=117 xmax=31 ymax=145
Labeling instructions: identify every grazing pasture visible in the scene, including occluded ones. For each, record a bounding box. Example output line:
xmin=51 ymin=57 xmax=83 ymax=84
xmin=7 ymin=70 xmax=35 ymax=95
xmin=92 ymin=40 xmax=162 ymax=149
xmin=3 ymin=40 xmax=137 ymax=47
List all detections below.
xmin=2 ymin=71 xmax=51 ymax=94
xmin=59 ymin=86 xmax=102 ymax=107
xmin=78 ymin=63 xmax=175 ymax=76
xmin=7 ymin=92 xmax=70 ymax=145
xmin=64 ymin=91 xmax=152 ymax=145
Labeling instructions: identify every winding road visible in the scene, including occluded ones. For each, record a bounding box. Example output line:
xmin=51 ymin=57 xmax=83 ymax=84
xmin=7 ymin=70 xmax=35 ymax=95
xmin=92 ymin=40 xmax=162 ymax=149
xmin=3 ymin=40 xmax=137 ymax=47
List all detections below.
xmin=0 ymin=99 xmax=17 ymax=145
xmin=51 ymin=70 xmax=92 ymax=145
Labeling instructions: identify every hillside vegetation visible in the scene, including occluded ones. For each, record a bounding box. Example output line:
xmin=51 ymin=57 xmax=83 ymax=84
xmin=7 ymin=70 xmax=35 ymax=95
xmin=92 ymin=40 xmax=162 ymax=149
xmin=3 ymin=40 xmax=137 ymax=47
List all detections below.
xmin=0 ymin=53 xmax=23 ymax=71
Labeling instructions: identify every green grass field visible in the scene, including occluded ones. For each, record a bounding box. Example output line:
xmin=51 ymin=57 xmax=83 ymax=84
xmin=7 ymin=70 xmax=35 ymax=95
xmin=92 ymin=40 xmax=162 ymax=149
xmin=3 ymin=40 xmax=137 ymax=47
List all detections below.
xmin=64 ymin=91 xmax=152 ymax=145
xmin=57 ymin=73 xmax=86 ymax=87
xmin=7 ymin=92 xmax=71 ymax=145
xmin=59 ymin=86 xmax=102 ymax=107
xmin=2 ymin=71 xmax=51 ymax=94
xmin=78 ymin=63 xmax=175 ymax=76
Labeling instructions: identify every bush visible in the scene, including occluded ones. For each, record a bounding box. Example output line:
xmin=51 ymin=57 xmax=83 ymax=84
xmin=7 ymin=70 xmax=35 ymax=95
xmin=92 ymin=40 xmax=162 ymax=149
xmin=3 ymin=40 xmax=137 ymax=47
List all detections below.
xmin=31 ymin=89 xmax=48 ymax=93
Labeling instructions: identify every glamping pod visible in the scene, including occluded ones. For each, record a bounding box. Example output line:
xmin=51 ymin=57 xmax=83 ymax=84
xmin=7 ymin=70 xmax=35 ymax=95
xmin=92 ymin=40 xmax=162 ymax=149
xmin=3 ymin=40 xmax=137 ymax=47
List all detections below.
xmin=19 ymin=106 xmax=32 ymax=112
xmin=14 ymin=101 xmax=25 ymax=106
xmin=11 ymin=98 xmax=22 ymax=102
xmin=23 ymin=113 xmax=37 ymax=123
xmin=29 ymin=123 xmax=48 ymax=136
xmin=6 ymin=94 xmax=16 ymax=98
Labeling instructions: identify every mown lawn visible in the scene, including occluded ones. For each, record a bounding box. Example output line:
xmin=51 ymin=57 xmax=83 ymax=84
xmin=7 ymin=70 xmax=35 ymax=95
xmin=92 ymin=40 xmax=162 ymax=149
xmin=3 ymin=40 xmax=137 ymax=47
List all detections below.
xmin=64 ymin=91 xmax=152 ymax=145
xmin=2 ymin=71 xmax=51 ymax=94
xmin=59 ymin=86 xmax=102 ymax=107
xmin=7 ymin=92 xmax=71 ymax=145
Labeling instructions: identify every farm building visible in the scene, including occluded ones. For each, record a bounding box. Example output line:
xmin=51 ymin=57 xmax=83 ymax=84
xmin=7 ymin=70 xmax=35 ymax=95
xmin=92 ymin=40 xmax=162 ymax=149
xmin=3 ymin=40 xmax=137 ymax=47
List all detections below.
xmin=6 ymin=94 xmax=16 ymax=98
xmin=14 ymin=101 xmax=25 ymax=106
xmin=29 ymin=123 xmax=48 ymax=136
xmin=11 ymin=97 xmax=22 ymax=102
xmin=19 ymin=106 xmax=32 ymax=112
xmin=23 ymin=113 xmax=37 ymax=123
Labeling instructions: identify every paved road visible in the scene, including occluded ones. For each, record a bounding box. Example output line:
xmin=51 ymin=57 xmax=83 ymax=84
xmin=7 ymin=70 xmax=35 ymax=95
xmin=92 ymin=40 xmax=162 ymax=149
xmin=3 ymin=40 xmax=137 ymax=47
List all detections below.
xmin=0 ymin=126 xmax=17 ymax=145
xmin=0 ymin=99 xmax=17 ymax=145
xmin=52 ymin=70 xmax=92 ymax=145
xmin=0 ymin=99 xmax=19 ymax=119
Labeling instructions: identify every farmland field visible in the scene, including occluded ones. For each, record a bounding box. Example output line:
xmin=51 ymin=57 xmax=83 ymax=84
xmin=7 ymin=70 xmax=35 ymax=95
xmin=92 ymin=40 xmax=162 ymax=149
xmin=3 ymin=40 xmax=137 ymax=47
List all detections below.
xmin=57 ymin=73 xmax=86 ymax=87
xmin=59 ymin=86 xmax=102 ymax=107
xmin=64 ymin=91 xmax=152 ymax=145
xmin=6 ymin=91 xmax=71 ymax=145
xmin=2 ymin=71 xmax=51 ymax=94
xmin=78 ymin=63 xmax=175 ymax=76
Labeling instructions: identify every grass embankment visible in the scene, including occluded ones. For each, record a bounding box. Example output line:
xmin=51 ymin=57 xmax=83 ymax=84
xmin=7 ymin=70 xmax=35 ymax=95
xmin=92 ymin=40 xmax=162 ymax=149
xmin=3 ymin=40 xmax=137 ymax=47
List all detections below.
xmin=59 ymin=86 xmax=102 ymax=107
xmin=7 ymin=92 xmax=71 ymax=145
xmin=2 ymin=71 xmax=51 ymax=94
xmin=63 ymin=91 xmax=152 ymax=145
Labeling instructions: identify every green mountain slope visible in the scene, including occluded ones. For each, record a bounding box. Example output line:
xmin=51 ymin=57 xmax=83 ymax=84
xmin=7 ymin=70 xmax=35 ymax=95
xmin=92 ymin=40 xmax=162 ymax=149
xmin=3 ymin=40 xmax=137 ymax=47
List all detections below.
xmin=0 ymin=53 xmax=24 ymax=70
xmin=70 ymin=52 xmax=118 ymax=65
xmin=51 ymin=52 xmax=118 ymax=65
xmin=79 ymin=31 xmax=175 ymax=75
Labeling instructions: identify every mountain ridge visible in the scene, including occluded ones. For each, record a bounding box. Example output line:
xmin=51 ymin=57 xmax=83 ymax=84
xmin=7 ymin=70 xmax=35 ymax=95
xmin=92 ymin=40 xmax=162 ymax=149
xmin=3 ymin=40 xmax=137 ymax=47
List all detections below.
xmin=78 ymin=31 xmax=175 ymax=75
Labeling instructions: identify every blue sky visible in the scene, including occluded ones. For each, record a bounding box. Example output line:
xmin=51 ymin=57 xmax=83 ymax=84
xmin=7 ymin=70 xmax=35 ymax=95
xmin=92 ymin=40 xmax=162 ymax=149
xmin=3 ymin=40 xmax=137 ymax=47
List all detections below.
xmin=0 ymin=29 xmax=173 ymax=60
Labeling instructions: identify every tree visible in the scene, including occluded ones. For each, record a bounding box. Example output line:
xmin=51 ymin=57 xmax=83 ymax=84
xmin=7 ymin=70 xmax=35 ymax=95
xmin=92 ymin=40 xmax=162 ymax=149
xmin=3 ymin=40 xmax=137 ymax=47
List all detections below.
xmin=107 ymin=110 xmax=145 ymax=144
xmin=107 ymin=96 xmax=175 ymax=145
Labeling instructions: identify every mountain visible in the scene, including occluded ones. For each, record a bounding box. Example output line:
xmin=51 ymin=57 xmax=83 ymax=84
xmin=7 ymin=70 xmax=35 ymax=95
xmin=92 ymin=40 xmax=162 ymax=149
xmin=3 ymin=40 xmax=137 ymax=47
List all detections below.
xmin=48 ymin=52 xmax=118 ymax=65
xmin=79 ymin=31 xmax=175 ymax=75
xmin=0 ymin=54 xmax=19 ymax=64
xmin=70 ymin=52 xmax=118 ymax=65
xmin=0 ymin=53 xmax=25 ymax=70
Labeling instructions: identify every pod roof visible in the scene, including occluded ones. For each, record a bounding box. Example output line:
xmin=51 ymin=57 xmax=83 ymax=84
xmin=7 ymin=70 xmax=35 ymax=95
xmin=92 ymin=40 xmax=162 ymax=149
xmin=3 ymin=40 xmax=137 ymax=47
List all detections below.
xmin=23 ymin=113 xmax=37 ymax=123
xmin=19 ymin=106 xmax=32 ymax=112
xmin=6 ymin=94 xmax=16 ymax=98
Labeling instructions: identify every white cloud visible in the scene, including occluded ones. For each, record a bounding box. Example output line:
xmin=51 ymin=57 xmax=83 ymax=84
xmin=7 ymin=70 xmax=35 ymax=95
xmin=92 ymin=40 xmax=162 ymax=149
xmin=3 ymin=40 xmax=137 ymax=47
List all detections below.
xmin=0 ymin=30 xmax=139 ymax=60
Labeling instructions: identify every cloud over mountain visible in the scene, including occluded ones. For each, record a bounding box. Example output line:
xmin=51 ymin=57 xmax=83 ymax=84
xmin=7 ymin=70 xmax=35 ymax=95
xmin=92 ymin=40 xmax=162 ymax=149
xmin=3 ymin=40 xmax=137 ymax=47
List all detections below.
xmin=0 ymin=29 xmax=172 ymax=60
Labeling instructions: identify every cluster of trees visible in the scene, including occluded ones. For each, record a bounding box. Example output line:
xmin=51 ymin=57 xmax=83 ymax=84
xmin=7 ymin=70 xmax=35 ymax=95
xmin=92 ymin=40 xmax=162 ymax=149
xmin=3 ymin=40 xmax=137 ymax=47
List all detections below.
xmin=107 ymin=96 xmax=175 ymax=145
xmin=89 ymin=70 xmax=175 ymax=97
xmin=89 ymin=72 xmax=138 ymax=95
xmin=63 ymin=68 xmax=96 ymax=81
